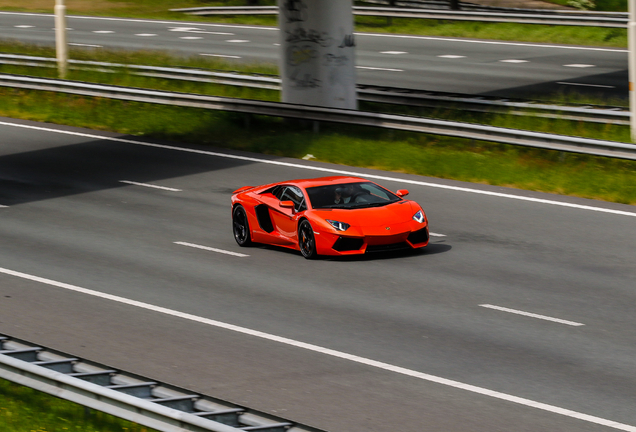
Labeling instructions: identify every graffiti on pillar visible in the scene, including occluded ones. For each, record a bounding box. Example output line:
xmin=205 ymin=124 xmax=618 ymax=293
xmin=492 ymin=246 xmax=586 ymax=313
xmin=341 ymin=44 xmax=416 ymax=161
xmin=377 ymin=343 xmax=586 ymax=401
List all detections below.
xmin=282 ymin=0 xmax=307 ymax=23
xmin=323 ymin=53 xmax=348 ymax=67
xmin=288 ymin=44 xmax=318 ymax=66
xmin=290 ymin=68 xmax=321 ymax=89
xmin=338 ymin=33 xmax=356 ymax=49
xmin=285 ymin=28 xmax=333 ymax=47
xmin=285 ymin=26 xmax=333 ymax=90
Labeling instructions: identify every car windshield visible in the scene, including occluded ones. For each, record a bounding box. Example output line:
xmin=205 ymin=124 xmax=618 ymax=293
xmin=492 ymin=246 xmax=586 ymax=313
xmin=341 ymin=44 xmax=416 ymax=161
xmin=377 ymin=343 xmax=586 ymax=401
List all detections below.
xmin=306 ymin=182 xmax=401 ymax=209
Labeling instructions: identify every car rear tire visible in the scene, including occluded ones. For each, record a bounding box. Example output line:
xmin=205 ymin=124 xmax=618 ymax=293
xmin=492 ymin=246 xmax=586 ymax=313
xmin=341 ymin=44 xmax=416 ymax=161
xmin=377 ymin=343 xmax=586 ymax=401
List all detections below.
xmin=298 ymin=220 xmax=318 ymax=259
xmin=233 ymin=205 xmax=252 ymax=247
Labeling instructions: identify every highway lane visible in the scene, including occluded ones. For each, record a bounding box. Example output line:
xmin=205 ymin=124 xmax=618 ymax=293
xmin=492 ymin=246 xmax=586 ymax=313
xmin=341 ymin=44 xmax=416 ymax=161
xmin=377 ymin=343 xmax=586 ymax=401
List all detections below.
xmin=1 ymin=117 xmax=636 ymax=431
xmin=0 ymin=11 xmax=628 ymax=99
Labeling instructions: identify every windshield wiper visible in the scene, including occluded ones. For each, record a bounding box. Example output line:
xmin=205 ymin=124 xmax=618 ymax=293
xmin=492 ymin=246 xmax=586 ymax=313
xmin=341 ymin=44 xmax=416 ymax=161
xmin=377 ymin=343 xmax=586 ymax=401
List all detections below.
xmin=321 ymin=204 xmax=350 ymax=209
xmin=352 ymin=202 xmax=393 ymax=208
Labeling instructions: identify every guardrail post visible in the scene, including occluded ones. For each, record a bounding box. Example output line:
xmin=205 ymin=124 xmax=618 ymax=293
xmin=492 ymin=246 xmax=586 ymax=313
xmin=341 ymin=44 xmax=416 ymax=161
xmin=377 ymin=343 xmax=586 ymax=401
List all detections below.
xmin=630 ymin=0 xmax=636 ymax=142
xmin=278 ymin=0 xmax=358 ymax=110
xmin=55 ymin=0 xmax=68 ymax=79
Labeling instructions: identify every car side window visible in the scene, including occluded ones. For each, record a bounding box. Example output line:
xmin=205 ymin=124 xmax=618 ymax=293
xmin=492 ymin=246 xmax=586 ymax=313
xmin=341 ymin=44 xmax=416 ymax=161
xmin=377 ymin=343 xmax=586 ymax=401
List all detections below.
xmin=280 ymin=186 xmax=307 ymax=212
xmin=270 ymin=185 xmax=285 ymax=199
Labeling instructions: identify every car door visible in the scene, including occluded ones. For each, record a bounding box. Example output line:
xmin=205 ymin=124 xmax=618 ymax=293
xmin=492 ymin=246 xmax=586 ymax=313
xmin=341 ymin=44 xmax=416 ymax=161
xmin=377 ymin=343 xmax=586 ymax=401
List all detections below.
xmin=271 ymin=186 xmax=306 ymax=241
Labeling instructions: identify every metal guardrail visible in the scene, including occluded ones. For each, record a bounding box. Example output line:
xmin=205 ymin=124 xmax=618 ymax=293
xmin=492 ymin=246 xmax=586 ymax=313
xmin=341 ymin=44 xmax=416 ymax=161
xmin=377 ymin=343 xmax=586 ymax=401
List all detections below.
xmin=359 ymin=0 xmax=628 ymax=15
xmin=0 ymin=54 xmax=629 ymax=125
xmin=1 ymin=73 xmax=635 ymax=160
xmin=170 ymin=5 xmax=628 ymax=27
xmin=0 ymin=334 xmax=319 ymax=432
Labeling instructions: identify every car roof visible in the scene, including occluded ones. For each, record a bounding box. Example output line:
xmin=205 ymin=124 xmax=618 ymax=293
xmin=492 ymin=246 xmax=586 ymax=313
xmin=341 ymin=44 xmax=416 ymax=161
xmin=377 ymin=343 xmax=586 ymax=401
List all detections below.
xmin=285 ymin=176 xmax=367 ymax=189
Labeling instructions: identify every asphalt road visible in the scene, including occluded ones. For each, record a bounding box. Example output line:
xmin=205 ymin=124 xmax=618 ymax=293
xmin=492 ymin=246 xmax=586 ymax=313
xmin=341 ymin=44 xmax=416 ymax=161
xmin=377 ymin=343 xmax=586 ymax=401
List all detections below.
xmin=1 ymin=117 xmax=635 ymax=432
xmin=0 ymin=11 xmax=628 ymax=100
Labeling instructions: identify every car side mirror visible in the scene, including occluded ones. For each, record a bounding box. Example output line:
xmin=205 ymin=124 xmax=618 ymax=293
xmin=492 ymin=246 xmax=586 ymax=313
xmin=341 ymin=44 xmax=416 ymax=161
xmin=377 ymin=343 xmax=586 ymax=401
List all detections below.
xmin=396 ymin=189 xmax=409 ymax=197
xmin=280 ymin=200 xmax=295 ymax=210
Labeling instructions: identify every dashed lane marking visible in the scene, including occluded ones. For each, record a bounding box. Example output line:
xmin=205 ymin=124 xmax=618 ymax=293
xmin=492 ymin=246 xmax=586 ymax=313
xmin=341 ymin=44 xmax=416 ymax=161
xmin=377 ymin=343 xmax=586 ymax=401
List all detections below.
xmin=564 ymin=64 xmax=595 ymax=68
xmin=356 ymin=66 xmax=403 ymax=72
xmin=500 ymin=59 xmax=528 ymax=63
xmin=480 ymin=304 xmax=585 ymax=326
xmin=174 ymin=242 xmax=249 ymax=257
xmin=119 ymin=181 xmax=182 ymax=192
xmin=200 ymin=53 xmax=242 ymax=59
xmin=68 ymin=43 xmax=102 ymax=48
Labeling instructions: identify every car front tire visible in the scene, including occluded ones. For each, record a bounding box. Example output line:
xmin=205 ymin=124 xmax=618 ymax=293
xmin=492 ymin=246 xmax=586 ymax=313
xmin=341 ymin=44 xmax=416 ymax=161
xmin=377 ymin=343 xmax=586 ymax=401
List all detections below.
xmin=298 ymin=220 xmax=318 ymax=259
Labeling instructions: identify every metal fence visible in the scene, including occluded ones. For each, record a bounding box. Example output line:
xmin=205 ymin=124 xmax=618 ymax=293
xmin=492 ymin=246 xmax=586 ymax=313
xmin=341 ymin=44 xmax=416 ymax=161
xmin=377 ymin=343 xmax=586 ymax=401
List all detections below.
xmin=0 ymin=334 xmax=318 ymax=432
xmin=170 ymin=5 xmax=628 ymax=27
xmin=1 ymin=74 xmax=635 ymax=160
xmin=0 ymin=54 xmax=628 ymax=125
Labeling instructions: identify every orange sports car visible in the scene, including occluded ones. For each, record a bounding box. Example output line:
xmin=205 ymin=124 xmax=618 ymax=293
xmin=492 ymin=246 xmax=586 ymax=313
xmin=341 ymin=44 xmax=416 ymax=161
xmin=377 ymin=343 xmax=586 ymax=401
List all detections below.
xmin=231 ymin=176 xmax=429 ymax=259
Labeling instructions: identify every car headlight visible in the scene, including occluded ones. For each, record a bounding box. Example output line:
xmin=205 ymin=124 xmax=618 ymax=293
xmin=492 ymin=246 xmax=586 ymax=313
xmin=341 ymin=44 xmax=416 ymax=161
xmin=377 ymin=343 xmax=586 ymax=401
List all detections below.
xmin=326 ymin=219 xmax=350 ymax=231
xmin=413 ymin=210 xmax=425 ymax=223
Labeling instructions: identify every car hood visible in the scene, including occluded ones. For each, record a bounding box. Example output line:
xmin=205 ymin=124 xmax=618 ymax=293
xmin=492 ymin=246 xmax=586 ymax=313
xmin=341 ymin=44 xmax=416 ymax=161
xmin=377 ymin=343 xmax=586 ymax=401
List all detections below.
xmin=313 ymin=202 xmax=417 ymax=227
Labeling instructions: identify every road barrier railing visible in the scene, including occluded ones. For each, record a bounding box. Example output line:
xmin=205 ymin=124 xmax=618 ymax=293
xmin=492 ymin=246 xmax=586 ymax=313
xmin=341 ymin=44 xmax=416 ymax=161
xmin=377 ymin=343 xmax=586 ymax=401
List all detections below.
xmin=0 ymin=352 xmax=244 ymax=432
xmin=0 ymin=334 xmax=319 ymax=432
xmin=2 ymin=73 xmax=635 ymax=160
xmin=0 ymin=54 xmax=628 ymax=125
xmin=170 ymin=5 xmax=628 ymax=27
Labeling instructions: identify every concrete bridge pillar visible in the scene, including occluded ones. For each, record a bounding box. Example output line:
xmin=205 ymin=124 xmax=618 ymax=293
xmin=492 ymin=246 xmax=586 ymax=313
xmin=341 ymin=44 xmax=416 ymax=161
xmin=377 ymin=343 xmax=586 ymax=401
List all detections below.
xmin=278 ymin=0 xmax=358 ymax=110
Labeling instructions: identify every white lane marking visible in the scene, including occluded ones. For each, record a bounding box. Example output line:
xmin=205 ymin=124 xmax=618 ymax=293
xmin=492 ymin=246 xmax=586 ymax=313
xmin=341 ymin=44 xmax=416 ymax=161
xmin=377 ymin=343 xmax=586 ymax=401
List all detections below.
xmin=174 ymin=241 xmax=249 ymax=257
xmin=200 ymin=53 xmax=242 ymax=59
xmin=180 ymin=36 xmax=202 ymax=40
xmin=15 ymin=25 xmax=34 ymax=28
xmin=429 ymin=233 xmax=446 ymax=237
xmin=381 ymin=51 xmax=407 ymax=55
xmin=226 ymin=39 xmax=250 ymax=43
xmin=119 ymin=180 xmax=182 ymax=192
xmin=0 ymin=265 xmax=634 ymax=432
xmin=2 ymin=121 xmax=636 ymax=219
xmin=356 ymin=66 xmax=403 ymax=72
xmin=480 ymin=304 xmax=585 ymax=327
xmin=438 ymin=55 xmax=465 ymax=59
xmin=93 ymin=30 xmax=114 ymax=34
xmin=0 ymin=205 xmax=8 ymax=208
xmin=500 ymin=59 xmax=528 ymax=63
xmin=558 ymin=82 xmax=615 ymax=89
xmin=68 ymin=43 xmax=102 ymax=48
xmin=169 ymin=27 xmax=233 ymax=35
xmin=135 ymin=33 xmax=157 ymax=37
xmin=564 ymin=64 xmax=595 ymax=68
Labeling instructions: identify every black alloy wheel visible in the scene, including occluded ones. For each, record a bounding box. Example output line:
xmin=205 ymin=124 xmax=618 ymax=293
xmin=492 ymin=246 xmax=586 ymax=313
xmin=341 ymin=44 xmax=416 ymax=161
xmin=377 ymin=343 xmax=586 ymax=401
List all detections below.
xmin=233 ymin=205 xmax=252 ymax=246
xmin=298 ymin=220 xmax=317 ymax=259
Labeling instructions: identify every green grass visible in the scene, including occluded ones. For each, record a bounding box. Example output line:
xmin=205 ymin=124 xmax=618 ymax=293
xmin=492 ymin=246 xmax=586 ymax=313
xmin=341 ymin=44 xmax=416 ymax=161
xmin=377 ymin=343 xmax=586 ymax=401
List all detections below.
xmin=0 ymin=0 xmax=628 ymax=47
xmin=0 ymin=378 xmax=158 ymax=432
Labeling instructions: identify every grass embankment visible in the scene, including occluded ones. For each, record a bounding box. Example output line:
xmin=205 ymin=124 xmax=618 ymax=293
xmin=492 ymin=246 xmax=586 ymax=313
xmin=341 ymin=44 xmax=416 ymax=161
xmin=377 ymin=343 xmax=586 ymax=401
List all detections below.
xmin=0 ymin=378 xmax=159 ymax=432
xmin=0 ymin=0 xmax=627 ymax=47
